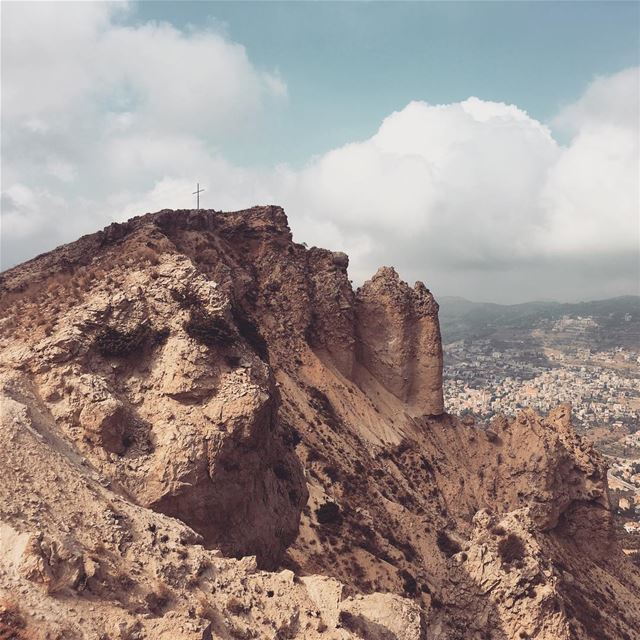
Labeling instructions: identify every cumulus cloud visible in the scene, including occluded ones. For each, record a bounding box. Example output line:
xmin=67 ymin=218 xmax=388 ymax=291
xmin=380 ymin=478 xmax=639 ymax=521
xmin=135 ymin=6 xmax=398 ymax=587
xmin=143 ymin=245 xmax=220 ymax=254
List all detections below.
xmin=96 ymin=22 xmax=285 ymax=135
xmin=542 ymin=69 xmax=639 ymax=258
xmin=2 ymin=2 xmax=283 ymax=133
xmin=1 ymin=1 xmax=637 ymax=302
xmin=275 ymin=71 xmax=638 ymax=302
xmin=2 ymin=2 xmax=115 ymax=122
xmin=1 ymin=1 xmax=286 ymax=267
xmin=553 ymin=67 xmax=639 ymax=134
xmin=285 ymin=98 xmax=561 ymax=266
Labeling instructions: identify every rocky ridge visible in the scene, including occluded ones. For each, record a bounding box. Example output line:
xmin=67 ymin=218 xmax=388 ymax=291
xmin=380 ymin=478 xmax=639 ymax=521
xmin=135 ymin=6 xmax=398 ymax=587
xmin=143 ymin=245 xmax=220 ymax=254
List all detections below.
xmin=0 ymin=206 xmax=638 ymax=640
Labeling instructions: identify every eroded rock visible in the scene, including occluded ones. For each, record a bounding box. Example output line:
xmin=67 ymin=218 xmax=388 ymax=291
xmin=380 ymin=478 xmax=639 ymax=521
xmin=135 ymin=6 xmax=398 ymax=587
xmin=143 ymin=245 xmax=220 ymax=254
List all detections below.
xmin=355 ymin=267 xmax=444 ymax=416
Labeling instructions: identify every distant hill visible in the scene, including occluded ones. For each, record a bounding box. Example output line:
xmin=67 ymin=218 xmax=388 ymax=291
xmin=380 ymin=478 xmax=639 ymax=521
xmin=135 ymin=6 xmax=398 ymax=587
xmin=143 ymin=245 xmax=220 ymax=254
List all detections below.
xmin=438 ymin=295 xmax=640 ymax=349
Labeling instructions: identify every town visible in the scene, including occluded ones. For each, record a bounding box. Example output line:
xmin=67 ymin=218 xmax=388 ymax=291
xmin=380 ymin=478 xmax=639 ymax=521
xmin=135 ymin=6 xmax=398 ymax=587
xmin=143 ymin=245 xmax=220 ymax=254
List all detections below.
xmin=443 ymin=315 xmax=640 ymax=532
xmin=444 ymin=340 xmax=640 ymax=433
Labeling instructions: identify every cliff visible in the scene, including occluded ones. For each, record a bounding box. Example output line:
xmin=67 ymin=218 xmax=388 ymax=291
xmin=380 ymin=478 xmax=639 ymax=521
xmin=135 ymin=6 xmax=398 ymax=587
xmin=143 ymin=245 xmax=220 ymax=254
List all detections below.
xmin=0 ymin=207 xmax=638 ymax=640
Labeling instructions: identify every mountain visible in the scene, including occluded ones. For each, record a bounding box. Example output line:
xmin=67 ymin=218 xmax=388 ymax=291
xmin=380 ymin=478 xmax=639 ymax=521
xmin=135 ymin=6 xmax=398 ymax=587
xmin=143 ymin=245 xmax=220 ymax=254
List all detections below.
xmin=439 ymin=295 xmax=640 ymax=348
xmin=1 ymin=207 xmax=639 ymax=640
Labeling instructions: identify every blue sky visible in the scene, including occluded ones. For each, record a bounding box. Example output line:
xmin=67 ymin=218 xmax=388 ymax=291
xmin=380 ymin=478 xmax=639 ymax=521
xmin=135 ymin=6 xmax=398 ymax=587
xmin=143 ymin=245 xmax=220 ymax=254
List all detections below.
xmin=2 ymin=1 xmax=639 ymax=302
xmin=132 ymin=1 xmax=640 ymax=166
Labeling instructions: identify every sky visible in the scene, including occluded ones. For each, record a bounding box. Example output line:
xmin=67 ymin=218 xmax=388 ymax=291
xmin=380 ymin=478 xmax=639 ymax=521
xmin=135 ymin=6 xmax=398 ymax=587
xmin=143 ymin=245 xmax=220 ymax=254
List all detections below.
xmin=1 ymin=1 xmax=639 ymax=303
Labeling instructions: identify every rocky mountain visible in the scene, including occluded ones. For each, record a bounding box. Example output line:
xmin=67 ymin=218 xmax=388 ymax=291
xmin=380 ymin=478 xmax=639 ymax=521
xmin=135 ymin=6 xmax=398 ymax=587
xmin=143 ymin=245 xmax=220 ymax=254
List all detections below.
xmin=0 ymin=207 xmax=638 ymax=640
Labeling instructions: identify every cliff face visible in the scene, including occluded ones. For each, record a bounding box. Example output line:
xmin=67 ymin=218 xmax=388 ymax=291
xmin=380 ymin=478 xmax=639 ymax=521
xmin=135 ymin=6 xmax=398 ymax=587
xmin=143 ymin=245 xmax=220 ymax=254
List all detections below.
xmin=355 ymin=266 xmax=443 ymax=416
xmin=0 ymin=207 xmax=638 ymax=640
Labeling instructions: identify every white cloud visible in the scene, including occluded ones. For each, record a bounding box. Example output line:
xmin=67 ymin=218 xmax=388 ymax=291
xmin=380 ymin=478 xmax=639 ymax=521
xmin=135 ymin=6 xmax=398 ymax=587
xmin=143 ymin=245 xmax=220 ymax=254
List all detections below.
xmin=1 ymin=1 xmax=287 ymax=268
xmin=1 ymin=183 xmax=74 ymax=241
xmin=284 ymin=97 xmax=563 ymax=267
xmin=541 ymin=123 xmax=638 ymax=255
xmin=46 ymin=158 xmax=77 ymax=183
xmin=97 ymin=21 xmax=286 ymax=136
xmin=275 ymin=71 xmax=638 ymax=299
xmin=1 ymin=2 xmax=283 ymax=135
xmin=553 ymin=67 xmax=640 ymax=134
xmin=1 ymin=2 xmax=115 ymax=123
xmin=541 ymin=68 xmax=639 ymax=259
xmin=1 ymin=1 xmax=637 ymax=302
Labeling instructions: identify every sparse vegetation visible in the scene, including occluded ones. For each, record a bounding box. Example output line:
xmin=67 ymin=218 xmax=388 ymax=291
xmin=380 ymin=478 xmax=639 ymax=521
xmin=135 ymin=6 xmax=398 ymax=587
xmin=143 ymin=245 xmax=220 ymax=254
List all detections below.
xmin=282 ymin=425 xmax=302 ymax=449
xmin=130 ymin=245 xmax=160 ymax=265
xmin=337 ymin=611 xmax=360 ymax=634
xmin=323 ymin=464 xmax=340 ymax=482
xmin=2 ymin=208 xmax=638 ymax=640
xmin=315 ymin=501 xmax=342 ymax=526
xmin=226 ymin=596 xmax=247 ymax=615
xmin=145 ymin=582 xmax=172 ymax=616
xmin=272 ymin=461 xmax=291 ymax=481
xmin=399 ymin=568 xmax=418 ymax=596
xmin=308 ymin=386 xmax=342 ymax=431
xmin=94 ymin=324 xmax=168 ymax=357
xmin=485 ymin=429 xmax=499 ymax=443
xmin=498 ymin=533 xmax=526 ymax=565
xmin=185 ymin=308 xmax=236 ymax=348
xmin=436 ymin=530 xmax=462 ymax=557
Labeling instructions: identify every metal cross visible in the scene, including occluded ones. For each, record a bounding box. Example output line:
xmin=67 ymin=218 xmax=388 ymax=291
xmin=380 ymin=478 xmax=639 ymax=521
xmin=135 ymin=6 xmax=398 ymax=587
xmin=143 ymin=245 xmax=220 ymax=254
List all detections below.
xmin=193 ymin=183 xmax=205 ymax=210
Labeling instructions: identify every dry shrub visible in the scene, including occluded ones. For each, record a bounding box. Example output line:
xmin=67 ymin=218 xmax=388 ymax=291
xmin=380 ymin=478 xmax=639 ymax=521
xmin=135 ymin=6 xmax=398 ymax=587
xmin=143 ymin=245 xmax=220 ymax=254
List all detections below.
xmin=399 ymin=568 xmax=418 ymax=596
xmin=498 ymin=533 xmax=526 ymax=565
xmin=338 ymin=611 xmax=394 ymax=639
xmin=195 ymin=592 xmax=216 ymax=621
xmin=145 ymin=581 xmax=172 ymax=616
xmin=130 ymin=246 xmax=160 ymax=265
xmin=0 ymin=260 xmax=114 ymax=329
xmin=307 ymin=386 xmax=341 ymax=431
xmin=0 ymin=600 xmax=29 ymax=640
xmin=225 ymin=596 xmax=247 ymax=615
xmin=315 ymin=501 xmax=342 ymax=526
xmin=94 ymin=324 xmax=168 ymax=358
xmin=436 ymin=530 xmax=462 ymax=557
xmin=231 ymin=304 xmax=269 ymax=361
xmin=227 ymin=623 xmax=254 ymax=640
xmin=185 ymin=309 xmax=235 ymax=348
xmin=485 ymin=429 xmax=499 ymax=443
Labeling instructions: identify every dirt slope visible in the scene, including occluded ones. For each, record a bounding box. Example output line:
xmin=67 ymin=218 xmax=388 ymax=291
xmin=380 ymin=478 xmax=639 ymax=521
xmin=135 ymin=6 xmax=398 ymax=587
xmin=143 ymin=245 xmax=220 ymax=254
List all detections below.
xmin=0 ymin=207 xmax=638 ymax=639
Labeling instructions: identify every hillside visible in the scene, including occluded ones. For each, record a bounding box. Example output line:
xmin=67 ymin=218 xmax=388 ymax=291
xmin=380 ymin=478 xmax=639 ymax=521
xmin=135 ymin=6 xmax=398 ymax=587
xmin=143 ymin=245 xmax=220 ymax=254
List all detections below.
xmin=1 ymin=207 xmax=639 ymax=640
xmin=439 ymin=296 xmax=640 ymax=348
xmin=440 ymin=294 xmax=640 ymax=455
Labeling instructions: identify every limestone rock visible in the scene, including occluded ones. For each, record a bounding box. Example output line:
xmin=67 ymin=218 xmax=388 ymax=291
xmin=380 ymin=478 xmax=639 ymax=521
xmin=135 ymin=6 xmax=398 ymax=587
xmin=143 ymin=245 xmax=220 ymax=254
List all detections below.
xmin=355 ymin=267 xmax=444 ymax=416
xmin=0 ymin=207 xmax=637 ymax=640
xmin=79 ymin=397 xmax=127 ymax=454
xmin=340 ymin=592 xmax=424 ymax=640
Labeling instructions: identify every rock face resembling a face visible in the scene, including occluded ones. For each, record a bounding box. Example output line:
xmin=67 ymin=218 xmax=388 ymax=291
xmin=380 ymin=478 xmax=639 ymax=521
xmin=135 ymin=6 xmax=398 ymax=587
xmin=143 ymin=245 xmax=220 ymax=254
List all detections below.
xmin=1 ymin=206 xmax=637 ymax=640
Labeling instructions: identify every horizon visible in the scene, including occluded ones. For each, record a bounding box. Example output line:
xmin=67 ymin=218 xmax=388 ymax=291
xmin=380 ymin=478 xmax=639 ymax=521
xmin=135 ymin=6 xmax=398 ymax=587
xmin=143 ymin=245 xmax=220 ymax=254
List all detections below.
xmin=2 ymin=202 xmax=638 ymax=308
xmin=2 ymin=1 xmax=639 ymax=303
xmin=439 ymin=292 xmax=640 ymax=306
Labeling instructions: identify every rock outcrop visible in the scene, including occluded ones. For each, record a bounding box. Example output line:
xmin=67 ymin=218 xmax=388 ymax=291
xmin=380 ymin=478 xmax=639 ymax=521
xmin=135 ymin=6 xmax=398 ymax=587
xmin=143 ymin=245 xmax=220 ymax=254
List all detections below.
xmin=355 ymin=266 xmax=443 ymax=416
xmin=0 ymin=384 xmax=421 ymax=639
xmin=0 ymin=206 xmax=638 ymax=640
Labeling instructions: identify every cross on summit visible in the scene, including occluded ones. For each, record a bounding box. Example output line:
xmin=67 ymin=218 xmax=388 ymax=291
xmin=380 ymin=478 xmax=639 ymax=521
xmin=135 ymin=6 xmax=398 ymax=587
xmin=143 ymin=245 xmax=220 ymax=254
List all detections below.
xmin=193 ymin=183 xmax=205 ymax=209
